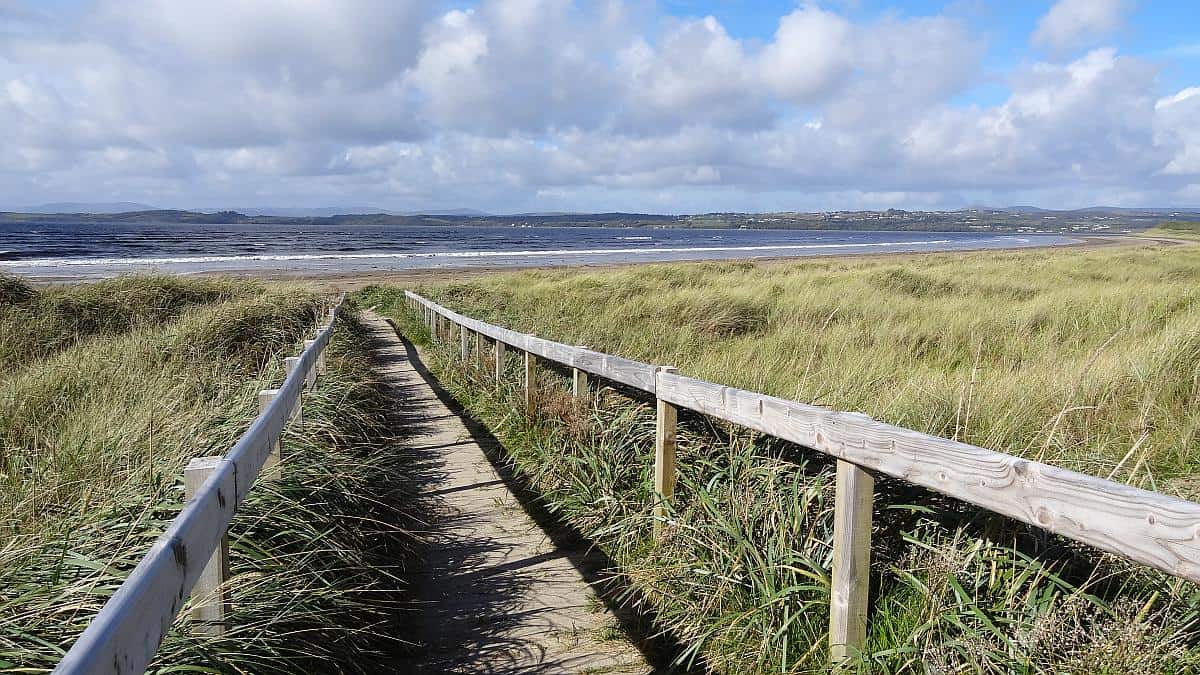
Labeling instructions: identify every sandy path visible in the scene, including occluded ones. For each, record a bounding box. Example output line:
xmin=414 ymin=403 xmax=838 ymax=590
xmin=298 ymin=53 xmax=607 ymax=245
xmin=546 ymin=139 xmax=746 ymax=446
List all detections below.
xmin=361 ymin=311 xmax=655 ymax=674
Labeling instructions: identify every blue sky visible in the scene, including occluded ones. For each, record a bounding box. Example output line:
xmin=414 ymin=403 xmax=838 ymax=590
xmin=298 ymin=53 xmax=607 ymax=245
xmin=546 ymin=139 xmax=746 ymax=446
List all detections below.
xmin=669 ymin=1 xmax=1200 ymax=100
xmin=1 ymin=1 xmax=1199 ymax=212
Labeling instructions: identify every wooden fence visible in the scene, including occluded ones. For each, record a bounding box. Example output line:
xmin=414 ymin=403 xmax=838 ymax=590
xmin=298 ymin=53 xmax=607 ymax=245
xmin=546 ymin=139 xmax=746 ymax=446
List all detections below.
xmin=53 ymin=298 xmax=345 ymax=675
xmin=405 ymin=290 xmax=1200 ymax=667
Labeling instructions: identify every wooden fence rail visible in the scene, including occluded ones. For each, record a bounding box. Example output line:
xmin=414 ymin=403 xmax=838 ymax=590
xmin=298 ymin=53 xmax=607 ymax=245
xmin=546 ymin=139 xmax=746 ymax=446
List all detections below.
xmin=404 ymin=290 xmax=1200 ymax=667
xmin=53 ymin=296 xmax=346 ymax=675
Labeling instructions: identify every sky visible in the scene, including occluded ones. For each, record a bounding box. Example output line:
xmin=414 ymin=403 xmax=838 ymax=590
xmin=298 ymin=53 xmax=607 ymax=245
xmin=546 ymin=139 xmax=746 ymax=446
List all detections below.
xmin=1 ymin=0 xmax=1199 ymax=214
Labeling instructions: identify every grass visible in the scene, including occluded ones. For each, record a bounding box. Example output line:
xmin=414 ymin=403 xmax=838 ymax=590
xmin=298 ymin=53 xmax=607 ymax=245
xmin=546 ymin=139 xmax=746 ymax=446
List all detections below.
xmin=0 ymin=274 xmax=253 ymax=377
xmin=1138 ymin=223 xmax=1200 ymax=241
xmin=0 ymin=278 xmax=419 ymax=672
xmin=363 ymin=240 xmax=1200 ymax=673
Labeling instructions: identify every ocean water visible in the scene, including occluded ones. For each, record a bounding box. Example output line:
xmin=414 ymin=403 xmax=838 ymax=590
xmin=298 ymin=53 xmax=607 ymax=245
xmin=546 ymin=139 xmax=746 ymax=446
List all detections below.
xmin=0 ymin=220 xmax=1081 ymax=278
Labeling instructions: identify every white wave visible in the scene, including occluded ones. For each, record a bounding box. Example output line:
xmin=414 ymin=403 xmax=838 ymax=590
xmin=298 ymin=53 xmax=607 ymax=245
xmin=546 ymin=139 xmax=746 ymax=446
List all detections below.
xmin=0 ymin=239 xmax=962 ymax=268
xmin=617 ymin=236 xmax=653 ymax=240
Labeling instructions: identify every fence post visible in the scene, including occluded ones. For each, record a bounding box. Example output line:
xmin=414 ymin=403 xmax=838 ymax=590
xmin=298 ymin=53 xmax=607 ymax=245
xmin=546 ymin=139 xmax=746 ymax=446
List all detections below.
xmin=184 ymin=456 xmax=230 ymax=636
xmin=495 ymin=340 xmax=506 ymax=383
xmin=475 ymin=331 xmax=485 ymax=370
xmin=653 ymin=366 xmax=679 ymax=537
xmin=829 ymin=459 xmax=875 ymax=668
xmin=258 ymin=389 xmax=282 ymax=478
xmin=523 ymin=349 xmax=535 ymax=416
xmin=302 ymin=340 xmax=319 ymax=389
xmin=283 ymin=357 xmax=303 ymax=426
xmin=460 ymin=325 xmax=470 ymax=362
xmin=572 ymin=346 xmax=589 ymax=400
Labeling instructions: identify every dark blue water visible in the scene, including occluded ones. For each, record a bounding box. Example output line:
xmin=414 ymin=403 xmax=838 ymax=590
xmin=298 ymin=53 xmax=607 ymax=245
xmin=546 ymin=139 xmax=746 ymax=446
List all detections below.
xmin=0 ymin=220 xmax=1080 ymax=278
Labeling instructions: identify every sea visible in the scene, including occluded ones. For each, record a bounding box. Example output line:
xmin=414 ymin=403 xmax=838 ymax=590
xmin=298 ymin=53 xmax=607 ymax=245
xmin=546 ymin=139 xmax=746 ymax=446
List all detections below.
xmin=0 ymin=220 xmax=1082 ymax=279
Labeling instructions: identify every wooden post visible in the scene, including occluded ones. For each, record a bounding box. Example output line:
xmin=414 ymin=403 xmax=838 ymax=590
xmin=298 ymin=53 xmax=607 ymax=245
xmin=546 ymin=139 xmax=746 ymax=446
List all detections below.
xmin=258 ymin=389 xmax=282 ymax=478
xmin=523 ymin=350 xmax=535 ymax=416
xmin=184 ymin=456 xmax=230 ymax=636
xmin=572 ymin=346 xmax=589 ymax=400
xmin=460 ymin=326 xmax=470 ymax=362
xmin=495 ymin=340 xmax=506 ymax=382
xmin=302 ymin=339 xmax=319 ymax=389
xmin=653 ymin=366 xmax=679 ymax=536
xmin=475 ymin=332 xmax=485 ymax=370
xmin=829 ymin=459 xmax=874 ymax=667
xmin=283 ymin=357 xmax=303 ymax=426
xmin=315 ymin=332 xmax=330 ymax=375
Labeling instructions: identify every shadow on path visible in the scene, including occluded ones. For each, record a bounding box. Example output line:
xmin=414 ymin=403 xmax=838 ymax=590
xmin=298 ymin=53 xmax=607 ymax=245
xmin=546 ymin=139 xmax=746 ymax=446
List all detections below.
xmin=363 ymin=314 xmax=703 ymax=674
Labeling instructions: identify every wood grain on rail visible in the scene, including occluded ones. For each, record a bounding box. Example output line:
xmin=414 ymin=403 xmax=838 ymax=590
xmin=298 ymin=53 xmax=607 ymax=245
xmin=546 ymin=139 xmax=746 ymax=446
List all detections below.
xmin=654 ymin=370 xmax=1200 ymax=583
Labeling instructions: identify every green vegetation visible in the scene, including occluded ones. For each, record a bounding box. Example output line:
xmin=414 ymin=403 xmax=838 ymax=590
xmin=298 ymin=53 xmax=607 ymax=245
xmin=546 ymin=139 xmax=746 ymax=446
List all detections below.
xmin=0 ymin=274 xmax=251 ymax=376
xmin=364 ymin=241 xmax=1200 ymax=673
xmin=1139 ymin=222 xmax=1200 ymax=241
xmin=1 ymin=277 xmax=416 ymax=672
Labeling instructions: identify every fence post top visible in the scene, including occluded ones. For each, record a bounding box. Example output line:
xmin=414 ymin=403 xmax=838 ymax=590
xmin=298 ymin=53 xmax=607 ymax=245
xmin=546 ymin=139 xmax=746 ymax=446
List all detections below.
xmin=185 ymin=456 xmax=222 ymax=472
xmin=656 ymin=365 xmax=679 ymax=374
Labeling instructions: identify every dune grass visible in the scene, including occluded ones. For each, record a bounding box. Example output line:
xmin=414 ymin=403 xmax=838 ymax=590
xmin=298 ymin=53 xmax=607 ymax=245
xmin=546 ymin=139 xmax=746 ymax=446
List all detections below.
xmin=0 ymin=274 xmax=254 ymax=377
xmin=370 ymin=242 xmax=1200 ymax=496
xmin=363 ymin=241 xmax=1200 ymax=673
xmin=0 ymin=280 xmax=419 ymax=672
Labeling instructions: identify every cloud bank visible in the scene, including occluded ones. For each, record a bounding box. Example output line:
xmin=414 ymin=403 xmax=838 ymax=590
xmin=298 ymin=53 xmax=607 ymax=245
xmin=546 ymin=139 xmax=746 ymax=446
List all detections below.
xmin=0 ymin=0 xmax=1196 ymax=212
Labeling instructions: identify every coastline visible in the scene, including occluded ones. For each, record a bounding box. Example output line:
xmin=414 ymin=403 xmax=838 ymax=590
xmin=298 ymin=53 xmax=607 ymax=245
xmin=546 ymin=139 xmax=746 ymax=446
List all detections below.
xmin=189 ymin=233 xmax=1146 ymax=291
xmin=11 ymin=234 xmax=1160 ymax=289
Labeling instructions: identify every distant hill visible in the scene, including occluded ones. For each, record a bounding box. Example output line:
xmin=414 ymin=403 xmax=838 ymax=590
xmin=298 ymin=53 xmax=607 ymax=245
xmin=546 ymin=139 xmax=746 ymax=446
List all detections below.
xmin=4 ymin=206 xmax=1200 ymax=233
xmin=209 ymin=207 xmax=490 ymax=217
xmin=23 ymin=202 xmax=157 ymax=214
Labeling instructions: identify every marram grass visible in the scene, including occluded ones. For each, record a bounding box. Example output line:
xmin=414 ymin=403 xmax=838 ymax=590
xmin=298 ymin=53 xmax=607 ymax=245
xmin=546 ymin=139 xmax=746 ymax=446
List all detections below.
xmin=364 ymin=242 xmax=1200 ymax=674
xmin=0 ymin=280 xmax=419 ymax=672
xmin=0 ymin=274 xmax=254 ymax=377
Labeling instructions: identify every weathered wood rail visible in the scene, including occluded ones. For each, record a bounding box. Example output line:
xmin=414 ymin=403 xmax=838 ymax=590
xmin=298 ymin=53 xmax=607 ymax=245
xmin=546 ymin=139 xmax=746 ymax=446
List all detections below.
xmin=406 ymin=290 xmax=1200 ymax=667
xmin=53 ymin=297 xmax=346 ymax=675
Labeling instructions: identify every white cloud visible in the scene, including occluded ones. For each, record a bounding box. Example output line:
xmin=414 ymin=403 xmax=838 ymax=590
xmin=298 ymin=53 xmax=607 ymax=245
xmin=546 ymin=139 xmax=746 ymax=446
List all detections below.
xmin=0 ymin=0 xmax=1195 ymax=212
xmin=1155 ymin=88 xmax=1200 ymax=176
xmin=1032 ymin=0 xmax=1128 ymax=51
xmin=759 ymin=5 xmax=853 ymax=102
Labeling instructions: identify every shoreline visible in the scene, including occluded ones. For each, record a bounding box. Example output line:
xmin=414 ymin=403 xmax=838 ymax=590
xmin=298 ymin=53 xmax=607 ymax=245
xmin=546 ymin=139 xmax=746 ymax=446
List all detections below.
xmin=12 ymin=234 xmax=1162 ymax=289
xmin=196 ymin=234 xmax=1146 ymax=291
